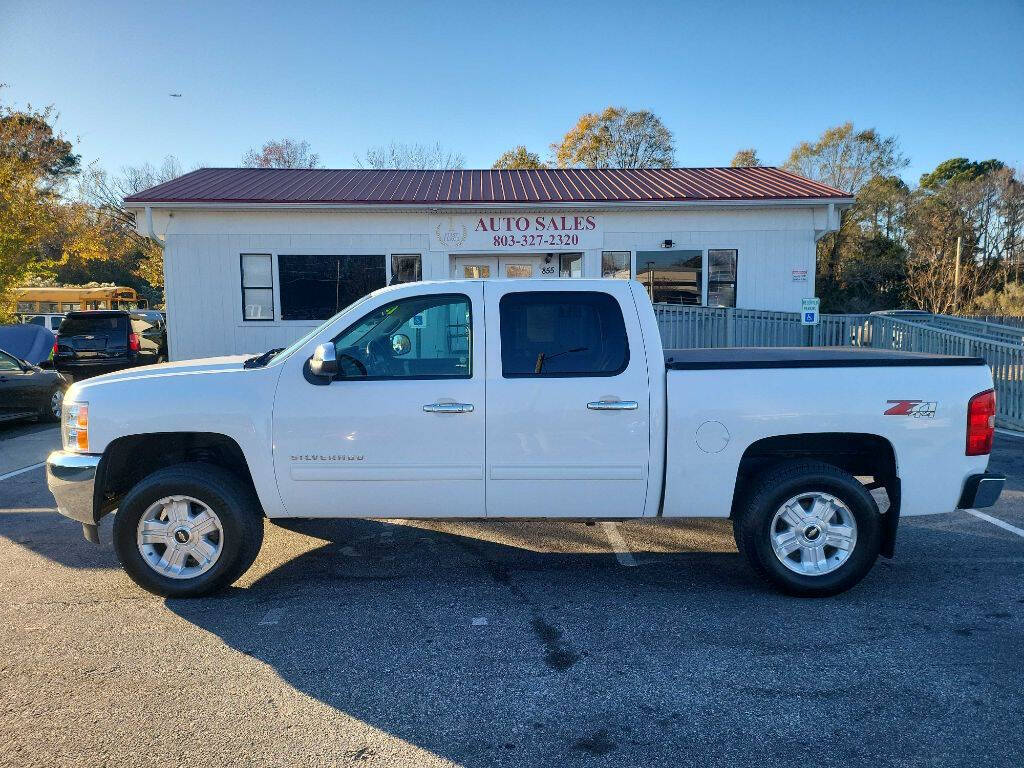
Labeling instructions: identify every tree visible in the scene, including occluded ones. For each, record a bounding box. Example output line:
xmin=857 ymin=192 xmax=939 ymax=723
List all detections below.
xmin=492 ymin=146 xmax=547 ymax=170
xmin=730 ymin=149 xmax=761 ymax=167
xmin=903 ymin=159 xmax=1021 ymax=312
xmin=855 ymin=175 xmax=910 ymax=240
xmin=784 ymin=122 xmax=907 ymax=195
xmin=784 ymin=123 xmax=908 ymax=312
xmin=0 ymin=101 xmax=94 ymax=320
xmin=0 ymin=106 xmax=80 ymax=189
xmin=242 ymin=138 xmax=320 ymax=169
xmin=355 ymin=141 xmax=464 ymax=170
xmin=972 ymin=281 xmax=1024 ymax=315
xmin=552 ymin=107 xmax=674 ymax=169
xmin=919 ymin=157 xmax=1005 ymax=190
xmin=73 ymin=155 xmax=188 ymax=303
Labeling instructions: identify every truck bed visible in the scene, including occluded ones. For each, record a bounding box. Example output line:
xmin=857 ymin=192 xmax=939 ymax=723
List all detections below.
xmin=664 ymin=347 xmax=986 ymax=370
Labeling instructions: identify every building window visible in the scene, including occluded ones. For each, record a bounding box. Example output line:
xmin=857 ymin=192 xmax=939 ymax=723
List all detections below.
xmin=499 ymin=291 xmax=629 ymax=378
xmin=602 ymin=251 xmax=631 ymax=279
xmin=279 ymin=254 xmax=386 ymax=321
xmin=708 ymin=249 xmax=738 ymax=308
xmin=62 ymin=303 xmax=77 ymax=312
xmin=636 ymin=250 xmax=702 ymax=305
xmin=241 ymin=254 xmax=274 ymax=320
xmin=17 ymin=302 xmax=35 ymax=313
xmin=390 ymin=254 xmax=422 ymax=285
xmin=559 ymin=252 xmax=583 ymax=278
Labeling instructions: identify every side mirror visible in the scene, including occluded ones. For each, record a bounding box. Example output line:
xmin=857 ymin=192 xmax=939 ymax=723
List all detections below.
xmin=390 ymin=333 xmax=411 ymax=356
xmin=309 ymin=343 xmax=338 ymax=379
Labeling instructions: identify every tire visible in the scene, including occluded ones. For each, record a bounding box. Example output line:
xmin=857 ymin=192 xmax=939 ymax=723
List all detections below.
xmin=733 ymin=460 xmax=881 ymax=597
xmin=39 ymin=386 xmax=63 ymax=422
xmin=112 ymin=463 xmax=264 ymax=597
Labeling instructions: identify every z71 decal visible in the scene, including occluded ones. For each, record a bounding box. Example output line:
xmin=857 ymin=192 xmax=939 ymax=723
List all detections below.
xmin=884 ymin=400 xmax=937 ymax=417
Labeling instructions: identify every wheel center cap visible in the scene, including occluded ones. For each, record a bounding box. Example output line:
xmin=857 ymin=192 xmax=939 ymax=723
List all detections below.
xmin=173 ymin=528 xmax=191 ymax=544
xmin=803 ymin=524 xmax=822 ymax=541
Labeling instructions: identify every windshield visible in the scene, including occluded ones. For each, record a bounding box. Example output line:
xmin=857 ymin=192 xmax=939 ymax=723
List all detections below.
xmin=266 ymin=291 xmax=379 ymax=365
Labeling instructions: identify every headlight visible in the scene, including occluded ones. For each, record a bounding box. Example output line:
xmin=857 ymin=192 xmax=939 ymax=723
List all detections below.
xmin=63 ymin=402 xmax=89 ymax=452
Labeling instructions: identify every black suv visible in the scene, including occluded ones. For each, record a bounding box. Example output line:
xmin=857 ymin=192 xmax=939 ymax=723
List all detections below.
xmin=53 ymin=310 xmax=168 ymax=380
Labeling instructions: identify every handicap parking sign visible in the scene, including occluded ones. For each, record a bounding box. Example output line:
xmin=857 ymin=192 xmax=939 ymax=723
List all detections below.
xmin=801 ymin=298 xmax=820 ymax=326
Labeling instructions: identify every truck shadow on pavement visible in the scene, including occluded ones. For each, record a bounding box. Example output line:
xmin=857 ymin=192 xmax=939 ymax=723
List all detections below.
xmin=166 ymin=517 xmax=772 ymax=765
xmin=161 ymin=516 xmax=1024 ymax=768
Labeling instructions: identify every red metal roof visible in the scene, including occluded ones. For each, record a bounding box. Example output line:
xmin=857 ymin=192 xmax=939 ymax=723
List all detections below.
xmin=124 ymin=167 xmax=851 ymax=206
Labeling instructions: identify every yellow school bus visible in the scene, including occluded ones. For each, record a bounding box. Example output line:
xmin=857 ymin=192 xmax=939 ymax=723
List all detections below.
xmin=15 ymin=285 xmax=148 ymax=315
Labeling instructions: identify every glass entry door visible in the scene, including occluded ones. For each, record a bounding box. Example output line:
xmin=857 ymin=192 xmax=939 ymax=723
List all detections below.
xmin=453 ymin=254 xmax=577 ymax=279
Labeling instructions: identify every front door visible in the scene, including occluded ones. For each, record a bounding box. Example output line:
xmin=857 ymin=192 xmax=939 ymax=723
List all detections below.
xmin=272 ymin=283 xmax=486 ymax=518
xmin=483 ymin=281 xmax=653 ymax=518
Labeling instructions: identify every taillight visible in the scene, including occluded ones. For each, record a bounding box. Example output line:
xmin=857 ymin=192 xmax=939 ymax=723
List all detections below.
xmin=966 ymin=389 xmax=996 ymax=456
xmin=129 ymin=332 xmax=140 ymax=352
xmin=52 ymin=335 xmax=59 ymax=356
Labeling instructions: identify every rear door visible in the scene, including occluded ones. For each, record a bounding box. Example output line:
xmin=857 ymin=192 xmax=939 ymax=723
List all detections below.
xmin=484 ymin=282 xmax=653 ymax=518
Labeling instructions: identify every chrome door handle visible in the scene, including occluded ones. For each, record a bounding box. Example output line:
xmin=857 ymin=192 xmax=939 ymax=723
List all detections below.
xmin=587 ymin=400 xmax=639 ymax=411
xmin=423 ymin=402 xmax=475 ymax=414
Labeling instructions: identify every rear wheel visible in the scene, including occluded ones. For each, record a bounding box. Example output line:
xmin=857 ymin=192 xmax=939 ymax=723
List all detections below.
xmin=734 ymin=460 xmax=881 ymax=596
xmin=112 ymin=463 xmax=264 ymax=597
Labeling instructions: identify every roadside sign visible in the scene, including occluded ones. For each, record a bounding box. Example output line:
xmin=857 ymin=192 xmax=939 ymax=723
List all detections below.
xmin=801 ymin=297 xmax=820 ymax=326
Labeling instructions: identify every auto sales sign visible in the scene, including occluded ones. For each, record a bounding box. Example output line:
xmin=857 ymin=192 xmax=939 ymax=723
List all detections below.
xmin=430 ymin=213 xmax=604 ymax=251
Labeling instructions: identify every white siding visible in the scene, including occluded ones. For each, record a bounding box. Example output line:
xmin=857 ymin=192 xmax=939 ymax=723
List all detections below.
xmin=153 ymin=205 xmax=826 ymax=360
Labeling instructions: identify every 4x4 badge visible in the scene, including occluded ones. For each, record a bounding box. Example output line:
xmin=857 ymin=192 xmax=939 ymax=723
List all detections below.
xmin=884 ymin=400 xmax=937 ymax=417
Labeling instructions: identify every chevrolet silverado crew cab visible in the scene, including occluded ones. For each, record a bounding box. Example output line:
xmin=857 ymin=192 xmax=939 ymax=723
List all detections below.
xmin=46 ymin=279 xmax=1004 ymax=598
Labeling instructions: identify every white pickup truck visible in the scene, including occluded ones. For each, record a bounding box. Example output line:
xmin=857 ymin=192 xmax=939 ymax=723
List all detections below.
xmin=47 ymin=279 xmax=1004 ymax=598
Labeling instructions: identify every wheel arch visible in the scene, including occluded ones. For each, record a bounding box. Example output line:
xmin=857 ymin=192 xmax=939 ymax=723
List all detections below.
xmin=96 ymin=432 xmax=264 ymax=522
xmin=731 ymin=432 xmax=900 ymax=557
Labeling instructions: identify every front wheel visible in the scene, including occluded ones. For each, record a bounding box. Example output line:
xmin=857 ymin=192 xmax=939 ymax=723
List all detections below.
xmin=112 ymin=463 xmax=264 ymax=597
xmin=734 ymin=460 xmax=881 ymax=597
xmin=39 ymin=386 xmax=64 ymax=422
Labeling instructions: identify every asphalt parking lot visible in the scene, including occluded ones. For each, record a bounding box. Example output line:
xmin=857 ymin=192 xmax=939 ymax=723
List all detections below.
xmin=1 ymin=422 xmax=1022 ymax=768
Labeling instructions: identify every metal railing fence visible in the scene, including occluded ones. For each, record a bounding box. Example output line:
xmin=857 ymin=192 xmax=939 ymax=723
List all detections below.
xmin=653 ymin=304 xmax=1024 ymax=429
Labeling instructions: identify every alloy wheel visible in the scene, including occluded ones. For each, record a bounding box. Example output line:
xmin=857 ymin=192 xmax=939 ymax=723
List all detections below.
xmin=136 ymin=495 xmax=224 ymax=579
xmin=769 ymin=491 xmax=858 ymax=576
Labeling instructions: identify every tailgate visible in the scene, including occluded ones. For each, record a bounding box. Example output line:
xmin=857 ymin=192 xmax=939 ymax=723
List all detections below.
xmin=57 ymin=315 xmax=129 ymax=360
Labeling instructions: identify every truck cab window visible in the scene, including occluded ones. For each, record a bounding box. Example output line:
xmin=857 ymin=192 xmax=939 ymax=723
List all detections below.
xmin=499 ymin=291 xmax=629 ymax=377
xmin=331 ymin=294 xmax=471 ymax=379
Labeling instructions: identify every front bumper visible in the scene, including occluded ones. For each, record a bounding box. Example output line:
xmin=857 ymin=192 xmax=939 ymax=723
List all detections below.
xmin=46 ymin=450 xmax=101 ymax=525
xmin=957 ymin=472 xmax=1005 ymax=509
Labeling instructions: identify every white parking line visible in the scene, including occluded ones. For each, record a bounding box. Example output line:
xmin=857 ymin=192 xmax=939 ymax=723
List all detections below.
xmin=0 ymin=462 xmax=45 ymax=482
xmin=967 ymin=509 xmax=1024 ymax=538
xmin=996 ymin=428 xmax=1024 ymax=439
xmin=600 ymin=522 xmax=636 ymax=567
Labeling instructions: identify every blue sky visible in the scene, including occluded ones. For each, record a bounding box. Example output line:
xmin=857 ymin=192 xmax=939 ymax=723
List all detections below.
xmin=2 ymin=0 xmax=1021 ymax=187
